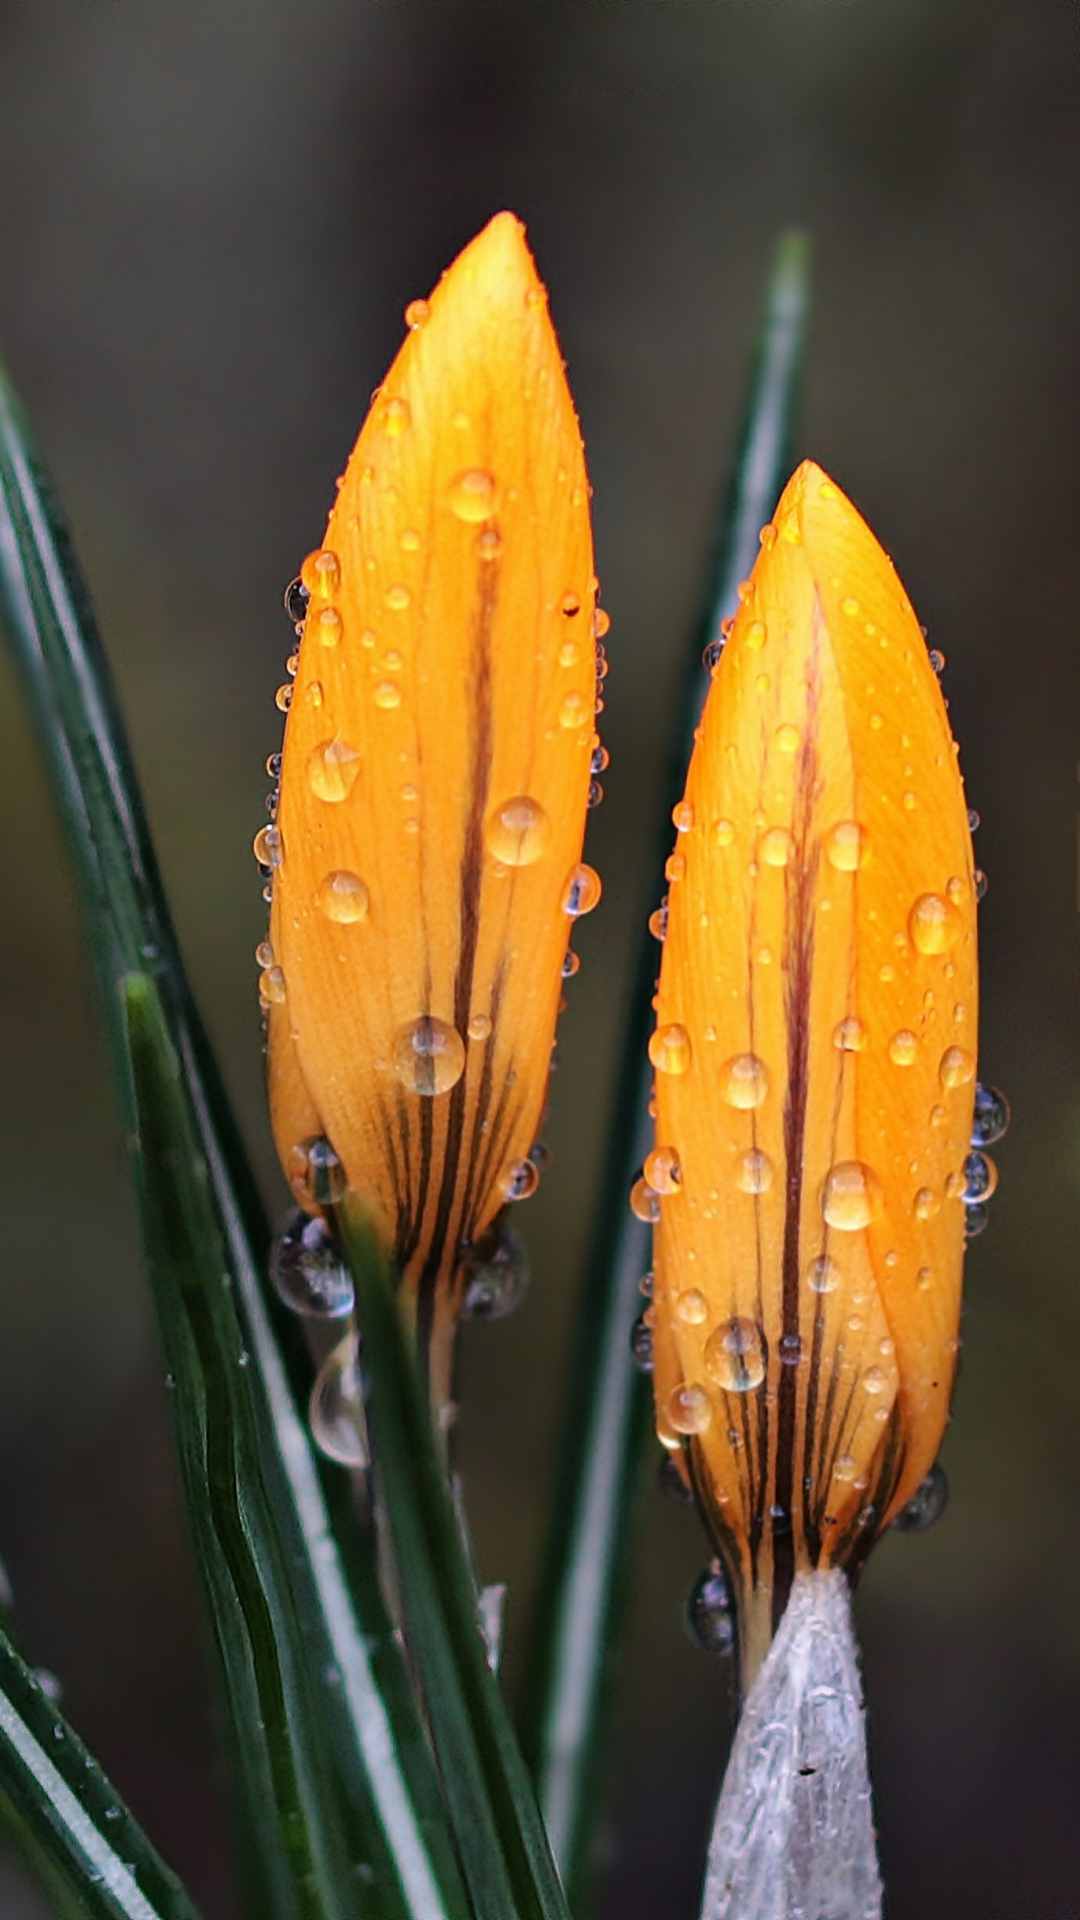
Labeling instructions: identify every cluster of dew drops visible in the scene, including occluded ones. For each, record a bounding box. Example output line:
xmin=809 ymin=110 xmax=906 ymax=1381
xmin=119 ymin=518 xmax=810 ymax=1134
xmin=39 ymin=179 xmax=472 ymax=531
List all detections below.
xmin=249 ymin=452 xmax=611 ymax=1468
xmin=623 ymin=582 xmax=1009 ymax=1657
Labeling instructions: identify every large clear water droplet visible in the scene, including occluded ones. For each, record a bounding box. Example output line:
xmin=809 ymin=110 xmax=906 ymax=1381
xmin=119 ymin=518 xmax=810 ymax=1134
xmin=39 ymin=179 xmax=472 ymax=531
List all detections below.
xmin=485 ymin=796 xmax=549 ymax=867
xmin=271 ymin=1210 xmax=354 ymax=1319
xmin=971 ymin=1081 xmax=1010 ymax=1147
xmin=686 ymin=1565 xmax=735 ymax=1655
xmin=704 ymin=1317 xmax=766 ymax=1393
xmin=393 ymin=1017 xmax=466 ymax=1095
xmin=288 ymin=1135 xmax=346 ymax=1208
xmin=460 ymin=1216 xmax=529 ymax=1320
xmin=309 ymin=1334 xmax=367 ymax=1467
xmin=892 ymin=1462 xmax=949 ymax=1533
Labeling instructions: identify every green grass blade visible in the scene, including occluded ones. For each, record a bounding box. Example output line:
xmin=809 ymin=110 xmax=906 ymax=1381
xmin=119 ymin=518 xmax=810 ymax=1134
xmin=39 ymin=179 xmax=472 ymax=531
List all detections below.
xmin=0 ymin=1626 xmax=201 ymax=1920
xmin=517 ymin=231 xmax=812 ymax=1902
xmin=339 ymin=1214 xmax=571 ymax=1920
xmin=0 ymin=361 xmax=469 ymax=1920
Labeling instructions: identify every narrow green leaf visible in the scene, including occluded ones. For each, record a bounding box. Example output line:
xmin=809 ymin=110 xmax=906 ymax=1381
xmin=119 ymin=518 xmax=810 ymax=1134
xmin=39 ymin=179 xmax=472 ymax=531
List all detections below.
xmin=0 ymin=362 xmax=469 ymax=1920
xmin=339 ymin=1214 xmax=571 ymax=1920
xmin=0 ymin=1625 xmax=201 ymax=1920
xmin=518 ymin=231 xmax=813 ymax=1903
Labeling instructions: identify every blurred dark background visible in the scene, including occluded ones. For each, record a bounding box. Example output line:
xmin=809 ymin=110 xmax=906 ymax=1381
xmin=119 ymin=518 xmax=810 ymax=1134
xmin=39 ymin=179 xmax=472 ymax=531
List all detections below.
xmin=1 ymin=2 xmax=1078 ymax=1915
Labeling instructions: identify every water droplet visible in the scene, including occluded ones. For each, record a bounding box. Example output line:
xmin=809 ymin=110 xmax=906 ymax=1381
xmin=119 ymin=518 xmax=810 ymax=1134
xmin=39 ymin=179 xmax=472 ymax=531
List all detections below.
xmin=461 ymin=1217 xmax=529 ymax=1319
xmin=306 ymin=680 xmax=324 ymax=708
xmin=833 ymin=1017 xmax=866 ymax=1053
xmin=841 ymin=596 xmax=860 ymax=617
xmin=964 ymin=1201 xmax=990 ymax=1239
xmin=316 ymin=870 xmax=369 ymax=924
xmin=961 ymin=1150 xmax=998 ymax=1203
xmin=909 ymin=892 xmax=962 ymax=956
xmin=760 ymin=826 xmax=793 ymax=868
xmin=271 ymin=1209 xmax=354 ymax=1318
xmin=382 ymin=395 xmax=411 ymax=436
xmin=675 ymin=1287 xmax=708 ymax=1326
xmin=393 ymin=1017 xmax=466 ymax=1096
xmin=562 ymin=948 xmax=581 ymax=978
xmin=384 ymin=583 xmax=411 ymax=612
xmin=913 ymin=1186 xmax=940 ymax=1221
xmin=702 ymin=637 xmax=723 ymax=671
xmin=308 ymin=737 xmax=361 ymax=803
xmin=974 ymin=867 xmax=989 ymax=902
xmin=639 ymin=1147 xmax=681 ymax=1200
xmin=468 ymin=1011 xmax=492 ymax=1041
xmin=275 ymin=682 xmax=294 ymax=712
xmin=720 ymin=1053 xmax=768 ymax=1109
xmin=821 ymin=1161 xmax=883 ymax=1230
xmin=485 ymin=796 xmax=548 ymax=867
xmin=283 ymin=576 xmax=309 ymax=625
xmin=745 ymin=620 xmax=767 ymax=650
xmin=560 ymin=592 xmax=581 ymax=617
xmin=559 ymin=691 xmax=588 ymax=729
xmin=971 ymin=1081 xmax=1010 ymax=1147
xmin=315 ymin=606 xmax=342 ymax=649
xmin=704 ymin=1317 xmax=766 ymax=1393
xmin=648 ymin=905 xmax=668 ymax=942
xmin=939 ymin=1045 xmax=975 ymax=1089
xmin=477 ymin=526 xmax=502 ymax=561
xmin=374 ymin=681 xmax=401 ymax=710
xmin=310 ymin=1334 xmax=367 ymax=1467
xmin=630 ymin=1177 xmax=661 ymax=1223
xmin=825 ymin=820 xmax=867 ymax=872
xmin=667 ymin=1383 xmax=713 ymax=1433
xmin=649 ymin=1024 xmax=692 ymax=1075
xmin=834 ymin=1453 xmax=857 ymax=1482
xmin=807 ymin=1254 xmax=840 ymax=1294
xmin=255 ymin=939 xmax=274 ymax=969
xmin=736 ymin=1148 xmax=773 ymax=1194
xmin=778 ymin=1331 xmax=802 ymax=1366
xmin=665 ymin=852 xmax=685 ymax=883
xmin=928 ymin=647 xmax=946 ymax=674
xmin=253 ymin=824 xmax=284 ymax=869
xmin=562 ymin=864 xmax=602 ymax=917
xmin=889 ymin=1029 xmax=918 ymax=1066
xmin=288 ymin=1135 xmax=346 ymax=1208
xmin=404 ymin=297 xmax=430 ymax=329
xmin=672 ymin=800 xmax=694 ymax=832
xmin=447 ymin=468 xmax=498 ymax=522
xmin=259 ymin=965 xmax=287 ymax=1005
xmin=775 ymin=723 xmax=800 ymax=755
xmin=630 ymin=1312 xmax=654 ymax=1371
xmin=301 ymin=549 xmax=341 ymax=600
xmin=893 ymin=1462 xmax=949 ymax=1533
xmin=862 ymin=1365 xmax=889 ymax=1396
xmin=685 ymin=1567 xmax=735 ymax=1654
xmin=501 ymin=1157 xmax=540 ymax=1202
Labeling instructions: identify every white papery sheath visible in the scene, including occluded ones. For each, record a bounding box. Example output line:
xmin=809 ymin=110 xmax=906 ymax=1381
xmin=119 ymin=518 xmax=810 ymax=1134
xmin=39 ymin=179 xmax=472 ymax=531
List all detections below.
xmin=700 ymin=1570 xmax=882 ymax=1920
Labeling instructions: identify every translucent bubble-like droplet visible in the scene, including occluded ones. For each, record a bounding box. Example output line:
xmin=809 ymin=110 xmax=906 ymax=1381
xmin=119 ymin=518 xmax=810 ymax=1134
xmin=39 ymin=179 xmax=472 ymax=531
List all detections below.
xmin=649 ymin=1024 xmax=692 ymax=1076
xmin=301 ymin=548 xmax=341 ymax=601
xmin=644 ymin=1145 xmax=681 ymax=1193
xmin=288 ymin=1135 xmax=347 ymax=1209
xmin=259 ymin=965 xmax=287 ymax=1005
xmin=316 ymin=870 xmax=370 ymax=924
xmin=467 ymin=1011 xmax=492 ymax=1040
xmin=447 ymin=467 xmax=498 ymax=522
xmin=862 ymin=1365 xmax=889 ymax=1396
xmin=271 ymin=1209 xmax=355 ymax=1319
xmin=382 ymin=395 xmax=411 ymax=436
xmin=562 ymin=863 xmax=602 ymax=917
xmin=461 ymin=1216 xmax=529 ymax=1320
xmin=889 ymin=1029 xmax=918 ymax=1066
xmin=892 ymin=1462 xmax=949 ymax=1533
xmin=832 ymin=1017 xmax=866 ymax=1053
xmin=275 ymin=682 xmax=293 ymax=712
xmin=825 ymin=820 xmax=867 ymax=872
xmin=558 ymin=691 xmax=588 ymax=729
xmin=821 ymin=1161 xmax=884 ymax=1230
xmin=309 ymin=1334 xmax=367 ymax=1468
xmin=909 ymin=891 xmax=962 ymax=955
xmin=253 ymin=824 xmax=284 ymax=869
xmin=704 ymin=1318 xmax=766 ymax=1393
xmin=965 ymin=1202 xmax=990 ymax=1239
xmin=971 ymin=1081 xmax=1010 ymax=1146
xmin=648 ymin=905 xmax=668 ymax=942
xmin=630 ymin=1312 xmax=654 ymax=1372
xmin=736 ymin=1148 xmax=773 ymax=1194
xmin=913 ymin=1186 xmax=941 ymax=1221
xmin=720 ymin=1052 xmax=768 ymax=1109
xmin=393 ymin=1016 xmax=466 ymax=1096
xmin=961 ymin=1150 xmax=998 ymax=1203
xmin=501 ymin=1157 xmax=540 ymax=1202
xmin=283 ymin=576 xmax=309 ymax=625
xmin=939 ymin=1045 xmax=975 ymax=1089
xmin=667 ymin=1383 xmax=713 ymax=1434
xmin=314 ymin=606 xmax=342 ymax=649
xmin=675 ymin=1287 xmax=709 ymax=1325
xmin=806 ymin=1254 xmax=840 ymax=1294
xmin=307 ymin=738 xmax=361 ymax=804
xmin=685 ymin=1567 xmax=735 ymax=1655
xmin=404 ymin=297 xmax=430 ymax=329
xmin=373 ymin=681 xmax=401 ymax=710
xmin=760 ymin=826 xmax=793 ymax=868
xmin=630 ymin=1178 xmax=661 ymax=1224
xmin=484 ymin=795 xmax=549 ymax=867
xmin=778 ymin=1332 xmax=803 ymax=1366
xmin=774 ymin=722 xmax=800 ymax=754
xmin=672 ymin=800 xmax=695 ymax=832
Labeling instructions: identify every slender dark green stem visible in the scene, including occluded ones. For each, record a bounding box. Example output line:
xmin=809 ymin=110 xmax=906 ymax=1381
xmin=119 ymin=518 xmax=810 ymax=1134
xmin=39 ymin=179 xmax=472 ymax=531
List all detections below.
xmin=0 ymin=1626 xmax=201 ymax=1920
xmin=517 ymin=231 xmax=812 ymax=1905
xmin=339 ymin=1213 xmax=571 ymax=1920
xmin=0 ymin=364 xmax=468 ymax=1920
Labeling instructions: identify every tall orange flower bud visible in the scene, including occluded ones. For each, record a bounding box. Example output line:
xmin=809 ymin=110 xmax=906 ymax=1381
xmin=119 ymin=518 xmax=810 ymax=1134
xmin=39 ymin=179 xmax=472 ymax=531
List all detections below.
xmin=649 ymin=461 xmax=978 ymax=1683
xmin=260 ymin=214 xmax=600 ymax=1395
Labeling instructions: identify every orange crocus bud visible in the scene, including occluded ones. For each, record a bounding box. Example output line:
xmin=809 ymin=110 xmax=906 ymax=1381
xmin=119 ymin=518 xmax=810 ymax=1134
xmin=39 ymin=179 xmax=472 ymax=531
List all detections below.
xmin=261 ymin=213 xmax=600 ymax=1396
xmin=649 ymin=461 xmax=978 ymax=1684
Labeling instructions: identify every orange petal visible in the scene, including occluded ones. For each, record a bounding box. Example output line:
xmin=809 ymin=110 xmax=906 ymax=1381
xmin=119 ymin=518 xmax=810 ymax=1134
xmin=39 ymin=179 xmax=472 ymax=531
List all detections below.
xmin=650 ymin=461 xmax=977 ymax=1680
xmin=264 ymin=213 xmax=599 ymax=1364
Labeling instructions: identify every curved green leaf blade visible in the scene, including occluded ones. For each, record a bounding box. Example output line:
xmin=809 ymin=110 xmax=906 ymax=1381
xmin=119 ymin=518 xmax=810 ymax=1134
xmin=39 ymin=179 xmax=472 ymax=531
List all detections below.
xmin=0 ymin=1626 xmax=201 ymax=1920
xmin=0 ymin=362 xmax=469 ymax=1920
xmin=340 ymin=1214 xmax=571 ymax=1920
xmin=518 ymin=231 xmax=813 ymax=1903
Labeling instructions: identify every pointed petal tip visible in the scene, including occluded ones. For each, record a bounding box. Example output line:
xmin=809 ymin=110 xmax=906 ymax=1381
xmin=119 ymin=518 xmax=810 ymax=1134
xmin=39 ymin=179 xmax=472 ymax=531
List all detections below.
xmin=441 ymin=209 xmax=540 ymax=310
